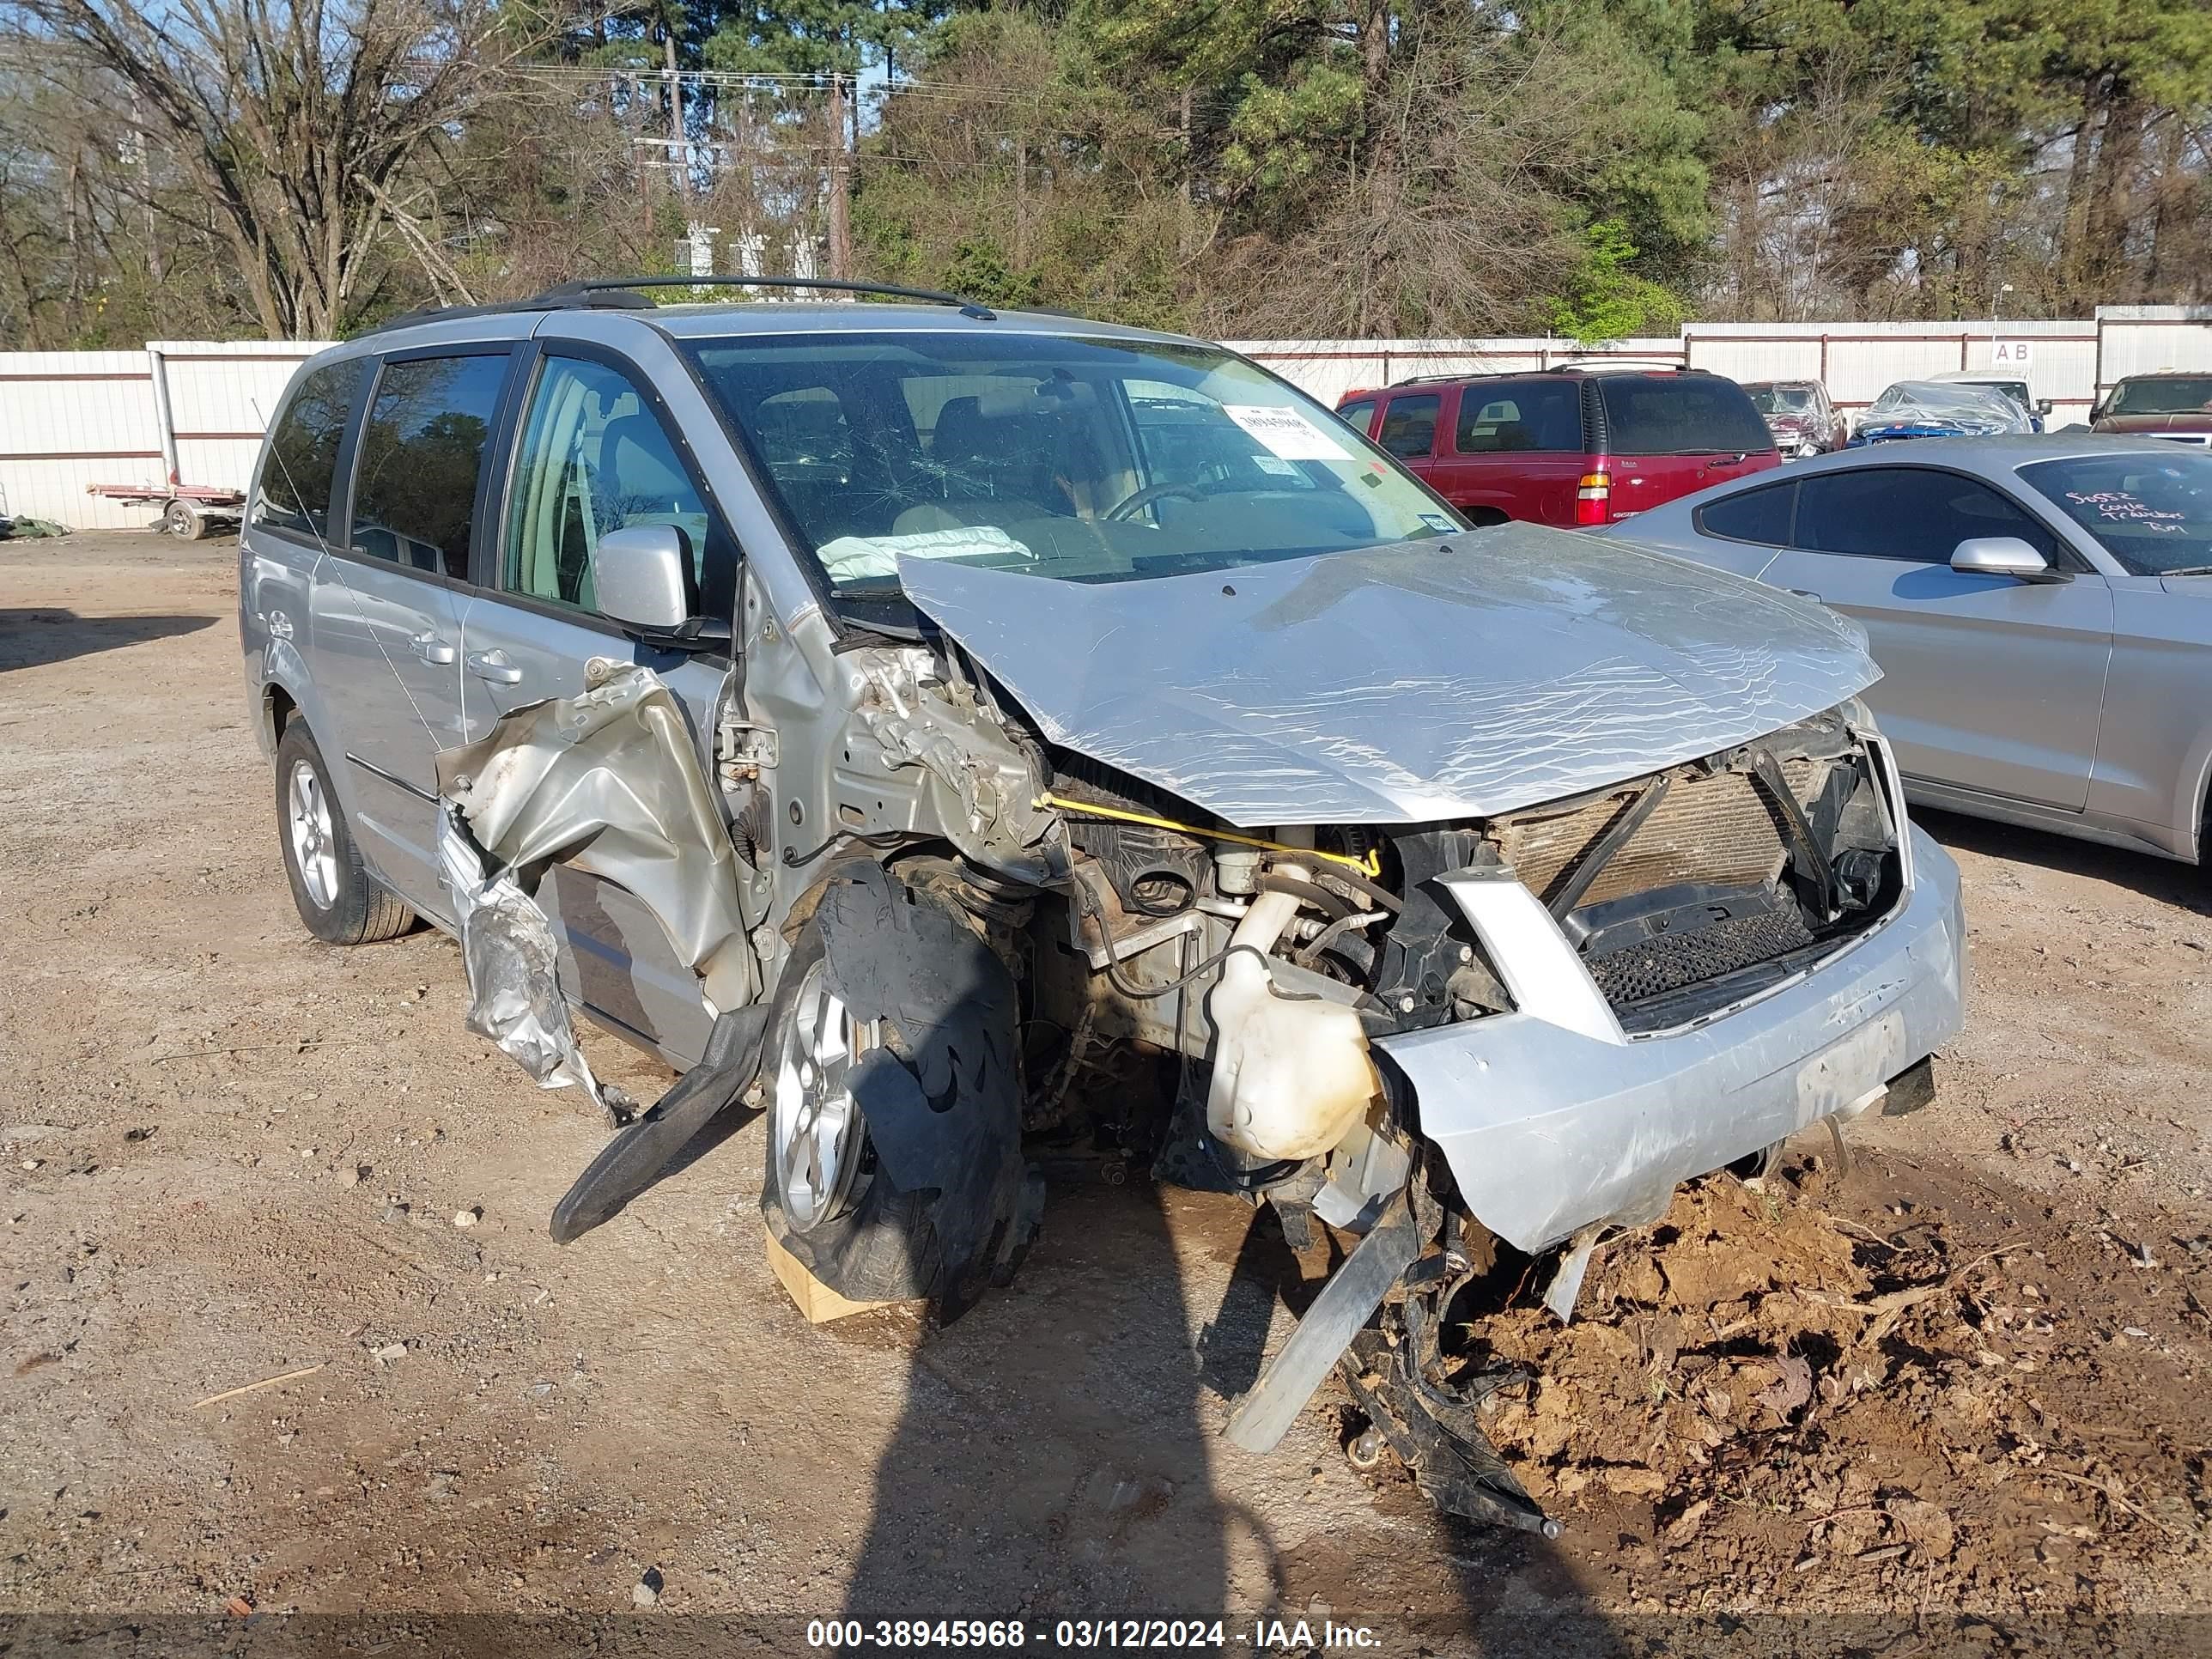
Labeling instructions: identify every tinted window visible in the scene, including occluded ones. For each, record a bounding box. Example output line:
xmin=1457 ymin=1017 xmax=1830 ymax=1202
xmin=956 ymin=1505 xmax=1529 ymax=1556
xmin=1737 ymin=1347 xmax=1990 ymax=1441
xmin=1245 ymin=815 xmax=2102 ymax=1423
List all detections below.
xmin=1599 ymin=377 xmax=1774 ymax=456
xmin=1455 ymin=380 xmax=1582 ymax=453
xmin=505 ymin=356 xmax=719 ymax=615
xmin=2019 ymin=453 xmax=2212 ymax=575
xmin=254 ymin=360 xmax=363 ymax=539
xmin=2107 ymin=377 xmax=2212 ymax=416
xmin=349 ymin=355 xmax=507 ymax=579
xmin=1794 ymin=467 xmax=2057 ymax=562
xmin=1696 ymin=480 xmax=1796 ymax=544
xmin=1336 ymin=398 xmax=1376 ymax=432
xmin=1377 ymin=394 xmax=1441 ymax=459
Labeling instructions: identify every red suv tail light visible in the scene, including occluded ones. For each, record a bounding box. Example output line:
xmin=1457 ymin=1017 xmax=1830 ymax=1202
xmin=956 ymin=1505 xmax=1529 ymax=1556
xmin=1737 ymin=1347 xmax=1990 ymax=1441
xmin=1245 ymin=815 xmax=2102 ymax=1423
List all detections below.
xmin=1574 ymin=469 xmax=1613 ymax=526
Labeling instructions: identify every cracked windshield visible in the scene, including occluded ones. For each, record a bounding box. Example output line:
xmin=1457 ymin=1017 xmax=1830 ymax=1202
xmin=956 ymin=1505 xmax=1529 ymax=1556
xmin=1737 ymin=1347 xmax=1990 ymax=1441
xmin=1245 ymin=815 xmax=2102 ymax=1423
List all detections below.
xmin=684 ymin=332 xmax=1463 ymax=606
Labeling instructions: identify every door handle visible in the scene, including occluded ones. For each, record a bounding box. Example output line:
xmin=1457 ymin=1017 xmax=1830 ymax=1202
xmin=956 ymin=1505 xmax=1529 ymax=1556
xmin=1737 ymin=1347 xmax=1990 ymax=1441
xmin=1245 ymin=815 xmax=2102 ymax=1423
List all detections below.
xmin=410 ymin=629 xmax=457 ymax=665
xmin=1784 ymin=587 xmax=1825 ymax=602
xmin=465 ymin=648 xmax=523 ymax=685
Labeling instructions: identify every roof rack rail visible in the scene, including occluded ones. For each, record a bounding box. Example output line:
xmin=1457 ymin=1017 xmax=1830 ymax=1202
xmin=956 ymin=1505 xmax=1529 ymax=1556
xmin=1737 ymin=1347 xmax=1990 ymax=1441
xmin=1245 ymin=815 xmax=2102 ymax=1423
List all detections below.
xmin=528 ymin=275 xmax=998 ymax=320
xmin=351 ymin=274 xmax=1000 ymax=339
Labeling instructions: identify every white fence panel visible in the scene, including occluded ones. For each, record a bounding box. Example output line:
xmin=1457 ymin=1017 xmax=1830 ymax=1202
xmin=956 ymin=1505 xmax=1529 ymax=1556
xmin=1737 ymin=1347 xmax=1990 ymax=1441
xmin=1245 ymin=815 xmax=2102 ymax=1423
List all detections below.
xmin=1227 ymin=338 xmax=1684 ymax=404
xmin=0 ymin=352 xmax=161 ymax=527
xmin=2095 ymin=307 xmax=2212 ymax=390
xmin=0 ymin=342 xmax=324 ymax=528
xmin=1684 ymin=320 xmax=2102 ymax=422
xmin=13 ymin=313 xmax=2212 ymax=531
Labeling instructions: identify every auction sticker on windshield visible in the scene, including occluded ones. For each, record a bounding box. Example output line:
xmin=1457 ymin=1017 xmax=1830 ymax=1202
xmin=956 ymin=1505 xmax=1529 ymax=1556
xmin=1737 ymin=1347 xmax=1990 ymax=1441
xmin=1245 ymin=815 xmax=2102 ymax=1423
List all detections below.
xmin=1224 ymin=404 xmax=1352 ymax=461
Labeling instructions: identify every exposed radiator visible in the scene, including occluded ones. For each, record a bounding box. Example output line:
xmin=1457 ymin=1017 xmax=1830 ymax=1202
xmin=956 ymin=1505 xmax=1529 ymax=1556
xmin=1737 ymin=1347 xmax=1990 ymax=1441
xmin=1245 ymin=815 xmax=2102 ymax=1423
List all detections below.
xmin=1495 ymin=757 xmax=1831 ymax=913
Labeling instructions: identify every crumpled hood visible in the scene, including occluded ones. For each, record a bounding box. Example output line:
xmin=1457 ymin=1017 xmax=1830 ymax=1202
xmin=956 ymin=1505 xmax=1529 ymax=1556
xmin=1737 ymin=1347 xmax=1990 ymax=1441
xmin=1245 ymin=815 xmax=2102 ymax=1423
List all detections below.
xmin=897 ymin=522 xmax=1879 ymax=825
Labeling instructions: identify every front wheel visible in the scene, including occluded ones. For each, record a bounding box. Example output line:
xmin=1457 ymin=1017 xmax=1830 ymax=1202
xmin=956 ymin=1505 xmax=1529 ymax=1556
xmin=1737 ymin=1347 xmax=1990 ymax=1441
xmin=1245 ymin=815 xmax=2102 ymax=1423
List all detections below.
xmin=274 ymin=720 xmax=416 ymax=945
xmin=761 ymin=917 xmax=946 ymax=1304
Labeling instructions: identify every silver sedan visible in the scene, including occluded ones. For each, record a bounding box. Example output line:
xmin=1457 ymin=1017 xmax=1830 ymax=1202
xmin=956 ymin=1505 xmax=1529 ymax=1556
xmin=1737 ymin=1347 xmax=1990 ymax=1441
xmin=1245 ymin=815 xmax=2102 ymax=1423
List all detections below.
xmin=1613 ymin=436 xmax=2212 ymax=866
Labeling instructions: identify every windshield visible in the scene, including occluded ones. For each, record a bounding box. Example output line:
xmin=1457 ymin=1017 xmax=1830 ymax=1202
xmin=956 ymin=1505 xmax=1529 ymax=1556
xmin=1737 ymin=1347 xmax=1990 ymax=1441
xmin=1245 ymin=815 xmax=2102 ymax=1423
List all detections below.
xmin=681 ymin=331 xmax=1464 ymax=613
xmin=1748 ymin=385 xmax=1815 ymax=415
xmin=2018 ymin=453 xmax=2212 ymax=575
xmin=2107 ymin=377 xmax=2212 ymax=416
xmin=1869 ymin=382 xmax=2022 ymax=423
xmin=1957 ymin=380 xmax=2032 ymax=409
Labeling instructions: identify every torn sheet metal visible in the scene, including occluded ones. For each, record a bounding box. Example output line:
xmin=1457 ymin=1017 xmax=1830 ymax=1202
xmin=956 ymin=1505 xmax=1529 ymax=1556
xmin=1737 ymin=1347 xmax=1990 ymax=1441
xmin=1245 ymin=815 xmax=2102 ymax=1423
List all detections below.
xmin=897 ymin=523 xmax=1878 ymax=826
xmin=436 ymin=805 xmax=607 ymax=1112
xmin=434 ymin=664 xmax=757 ymax=1015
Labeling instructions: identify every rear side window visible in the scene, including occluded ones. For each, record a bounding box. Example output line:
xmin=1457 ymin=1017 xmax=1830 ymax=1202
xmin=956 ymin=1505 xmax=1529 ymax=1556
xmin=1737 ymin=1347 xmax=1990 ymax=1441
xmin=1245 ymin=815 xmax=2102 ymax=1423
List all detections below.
xmin=1696 ymin=480 xmax=1796 ymax=545
xmin=254 ymin=360 xmax=363 ymax=539
xmin=1377 ymin=394 xmax=1441 ymax=459
xmin=1793 ymin=467 xmax=2057 ymax=562
xmin=1599 ymin=377 xmax=1774 ymax=456
xmin=1455 ymin=380 xmax=1582 ymax=453
xmin=349 ymin=355 xmax=509 ymax=580
xmin=1336 ymin=398 xmax=1376 ymax=432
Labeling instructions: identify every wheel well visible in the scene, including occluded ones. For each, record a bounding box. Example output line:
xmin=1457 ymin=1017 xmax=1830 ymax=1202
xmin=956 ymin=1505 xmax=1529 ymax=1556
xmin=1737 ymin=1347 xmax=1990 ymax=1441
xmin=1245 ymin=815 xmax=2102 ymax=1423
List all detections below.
xmin=1462 ymin=507 xmax=1510 ymax=527
xmin=264 ymin=684 xmax=299 ymax=750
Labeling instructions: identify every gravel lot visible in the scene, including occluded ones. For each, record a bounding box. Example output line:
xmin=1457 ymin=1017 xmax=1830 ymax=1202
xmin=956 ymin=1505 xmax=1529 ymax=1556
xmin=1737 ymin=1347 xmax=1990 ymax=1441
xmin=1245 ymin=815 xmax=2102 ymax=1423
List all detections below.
xmin=4 ymin=530 xmax=2211 ymax=1655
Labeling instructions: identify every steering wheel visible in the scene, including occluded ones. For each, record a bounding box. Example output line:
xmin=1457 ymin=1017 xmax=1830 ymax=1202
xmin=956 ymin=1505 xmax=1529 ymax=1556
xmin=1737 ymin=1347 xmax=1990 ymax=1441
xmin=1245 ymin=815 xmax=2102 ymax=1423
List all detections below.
xmin=1104 ymin=481 xmax=1206 ymax=523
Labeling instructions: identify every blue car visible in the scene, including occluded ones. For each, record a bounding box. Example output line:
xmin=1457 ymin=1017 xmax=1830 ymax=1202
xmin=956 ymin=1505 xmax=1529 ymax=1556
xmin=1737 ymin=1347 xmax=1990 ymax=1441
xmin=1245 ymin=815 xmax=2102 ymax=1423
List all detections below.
xmin=1849 ymin=380 xmax=2037 ymax=445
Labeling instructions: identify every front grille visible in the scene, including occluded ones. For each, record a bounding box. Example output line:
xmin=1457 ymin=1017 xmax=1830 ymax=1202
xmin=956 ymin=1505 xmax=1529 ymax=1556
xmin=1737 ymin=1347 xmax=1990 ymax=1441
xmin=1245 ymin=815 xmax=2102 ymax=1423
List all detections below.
xmin=1497 ymin=760 xmax=1826 ymax=911
xmin=1584 ymin=905 xmax=1815 ymax=1008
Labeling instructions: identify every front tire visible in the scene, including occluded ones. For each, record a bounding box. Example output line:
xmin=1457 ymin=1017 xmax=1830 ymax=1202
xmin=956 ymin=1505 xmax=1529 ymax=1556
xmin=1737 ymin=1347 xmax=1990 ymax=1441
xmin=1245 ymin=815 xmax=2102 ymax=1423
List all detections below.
xmin=761 ymin=915 xmax=945 ymax=1304
xmin=274 ymin=720 xmax=416 ymax=945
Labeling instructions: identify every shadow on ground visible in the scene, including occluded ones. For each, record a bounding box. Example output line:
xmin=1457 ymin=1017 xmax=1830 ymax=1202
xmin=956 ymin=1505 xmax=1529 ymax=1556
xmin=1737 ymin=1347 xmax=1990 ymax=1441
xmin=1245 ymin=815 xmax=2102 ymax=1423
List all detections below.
xmin=0 ymin=608 xmax=215 ymax=672
xmin=1917 ymin=805 xmax=2207 ymax=915
xmin=835 ymin=1179 xmax=1620 ymax=1656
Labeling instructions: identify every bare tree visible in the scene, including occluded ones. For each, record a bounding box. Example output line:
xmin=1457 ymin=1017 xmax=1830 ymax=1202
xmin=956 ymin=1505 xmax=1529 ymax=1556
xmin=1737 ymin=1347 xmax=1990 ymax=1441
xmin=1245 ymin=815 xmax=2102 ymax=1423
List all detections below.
xmin=4 ymin=0 xmax=562 ymax=337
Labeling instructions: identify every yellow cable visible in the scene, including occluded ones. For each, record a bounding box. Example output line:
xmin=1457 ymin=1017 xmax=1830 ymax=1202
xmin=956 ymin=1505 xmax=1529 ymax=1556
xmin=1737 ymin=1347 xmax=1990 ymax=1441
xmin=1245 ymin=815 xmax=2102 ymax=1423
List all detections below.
xmin=1034 ymin=791 xmax=1383 ymax=878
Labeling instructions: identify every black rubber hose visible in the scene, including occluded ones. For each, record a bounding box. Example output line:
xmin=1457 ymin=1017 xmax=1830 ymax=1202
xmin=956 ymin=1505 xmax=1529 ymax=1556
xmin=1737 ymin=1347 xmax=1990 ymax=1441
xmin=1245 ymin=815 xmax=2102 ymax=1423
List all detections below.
xmin=1068 ymin=871 xmax=1230 ymax=1000
xmin=1307 ymin=864 xmax=1404 ymax=915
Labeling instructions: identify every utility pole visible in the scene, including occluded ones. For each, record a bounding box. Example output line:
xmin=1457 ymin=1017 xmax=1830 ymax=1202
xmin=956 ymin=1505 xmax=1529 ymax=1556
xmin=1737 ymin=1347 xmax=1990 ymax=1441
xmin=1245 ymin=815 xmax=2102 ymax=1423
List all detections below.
xmin=130 ymin=96 xmax=162 ymax=283
xmin=1015 ymin=141 xmax=1029 ymax=267
xmin=1178 ymin=86 xmax=1194 ymax=259
xmin=827 ymin=72 xmax=853 ymax=281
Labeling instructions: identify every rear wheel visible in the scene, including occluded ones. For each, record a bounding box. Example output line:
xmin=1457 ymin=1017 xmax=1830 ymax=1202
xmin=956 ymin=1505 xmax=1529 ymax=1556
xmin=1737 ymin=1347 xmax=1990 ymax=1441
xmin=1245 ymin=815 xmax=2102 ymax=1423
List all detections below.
xmin=274 ymin=720 xmax=416 ymax=945
xmin=161 ymin=499 xmax=208 ymax=540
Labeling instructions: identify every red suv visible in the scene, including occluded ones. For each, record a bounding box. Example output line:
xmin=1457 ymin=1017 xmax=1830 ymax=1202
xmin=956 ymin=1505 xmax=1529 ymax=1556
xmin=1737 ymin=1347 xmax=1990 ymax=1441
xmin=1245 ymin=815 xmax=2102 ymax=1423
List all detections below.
xmin=1337 ymin=368 xmax=1780 ymax=526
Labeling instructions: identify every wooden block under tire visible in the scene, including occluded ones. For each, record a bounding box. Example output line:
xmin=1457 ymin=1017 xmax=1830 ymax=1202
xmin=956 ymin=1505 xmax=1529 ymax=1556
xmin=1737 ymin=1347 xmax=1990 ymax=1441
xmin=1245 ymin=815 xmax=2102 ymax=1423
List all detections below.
xmin=763 ymin=1225 xmax=910 ymax=1322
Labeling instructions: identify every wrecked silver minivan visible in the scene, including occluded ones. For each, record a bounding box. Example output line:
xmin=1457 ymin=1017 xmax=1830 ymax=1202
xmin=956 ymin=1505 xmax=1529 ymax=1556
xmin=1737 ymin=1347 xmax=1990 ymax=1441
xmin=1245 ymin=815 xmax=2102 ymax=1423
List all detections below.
xmin=239 ymin=280 xmax=1964 ymax=1534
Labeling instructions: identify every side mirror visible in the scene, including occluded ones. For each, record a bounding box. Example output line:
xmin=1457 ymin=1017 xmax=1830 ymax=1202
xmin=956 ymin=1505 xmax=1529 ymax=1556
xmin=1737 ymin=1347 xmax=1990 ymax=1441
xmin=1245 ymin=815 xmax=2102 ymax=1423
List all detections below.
xmin=1952 ymin=536 xmax=2067 ymax=583
xmin=2035 ymin=398 xmax=2054 ymax=416
xmin=588 ymin=524 xmax=693 ymax=630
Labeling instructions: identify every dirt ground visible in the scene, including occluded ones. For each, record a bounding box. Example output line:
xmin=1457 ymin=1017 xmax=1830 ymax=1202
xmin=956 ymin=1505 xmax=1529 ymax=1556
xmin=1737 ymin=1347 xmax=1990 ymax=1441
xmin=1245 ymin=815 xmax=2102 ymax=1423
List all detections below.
xmin=4 ymin=530 xmax=2212 ymax=1656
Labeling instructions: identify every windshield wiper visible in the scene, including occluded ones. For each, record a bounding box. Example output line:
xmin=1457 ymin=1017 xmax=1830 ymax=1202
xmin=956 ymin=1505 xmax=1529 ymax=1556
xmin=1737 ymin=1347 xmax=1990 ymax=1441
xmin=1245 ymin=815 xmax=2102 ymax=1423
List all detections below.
xmin=2159 ymin=564 xmax=2212 ymax=576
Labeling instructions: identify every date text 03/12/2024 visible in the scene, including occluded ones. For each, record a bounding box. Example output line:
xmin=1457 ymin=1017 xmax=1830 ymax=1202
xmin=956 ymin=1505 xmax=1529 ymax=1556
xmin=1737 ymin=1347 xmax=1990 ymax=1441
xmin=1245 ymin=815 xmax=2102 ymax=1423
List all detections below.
xmin=804 ymin=1619 xmax=1386 ymax=1650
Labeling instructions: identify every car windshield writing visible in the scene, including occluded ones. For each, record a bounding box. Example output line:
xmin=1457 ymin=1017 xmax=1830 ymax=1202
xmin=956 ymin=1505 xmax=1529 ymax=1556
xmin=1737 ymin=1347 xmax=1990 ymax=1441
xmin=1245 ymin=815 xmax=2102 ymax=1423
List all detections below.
xmin=2107 ymin=378 xmax=2212 ymax=416
xmin=2018 ymin=453 xmax=2212 ymax=575
xmin=683 ymin=333 xmax=1462 ymax=604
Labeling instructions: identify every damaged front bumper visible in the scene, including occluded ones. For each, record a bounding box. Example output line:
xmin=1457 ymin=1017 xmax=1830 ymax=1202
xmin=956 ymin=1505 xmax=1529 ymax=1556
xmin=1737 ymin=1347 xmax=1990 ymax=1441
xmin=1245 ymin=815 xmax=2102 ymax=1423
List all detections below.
xmin=1382 ymin=823 xmax=1966 ymax=1265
